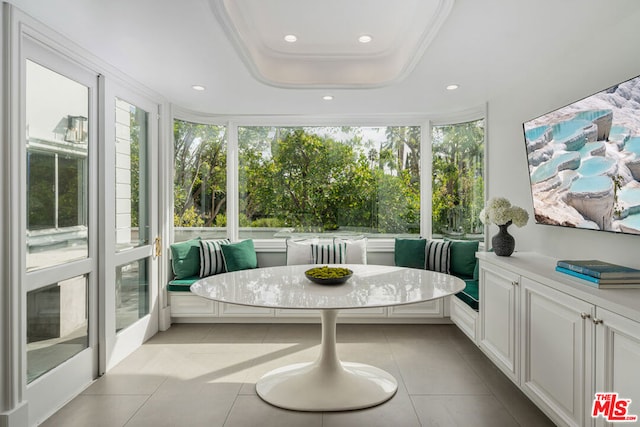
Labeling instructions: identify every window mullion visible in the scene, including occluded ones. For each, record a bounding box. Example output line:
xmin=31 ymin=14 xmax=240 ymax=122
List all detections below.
xmin=422 ymin=120 xmax=432 ymax=239
xmin=227 ymin=120 xmax=239 ymax=241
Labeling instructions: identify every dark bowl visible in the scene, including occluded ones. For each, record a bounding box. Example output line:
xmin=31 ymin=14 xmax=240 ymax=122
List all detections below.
xmin=304 ymin=269 xmax=353 ymax=285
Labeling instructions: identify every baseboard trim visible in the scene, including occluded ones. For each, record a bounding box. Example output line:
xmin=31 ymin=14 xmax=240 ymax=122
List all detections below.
xmin=0 ymin=401 xmax=29 ymax=427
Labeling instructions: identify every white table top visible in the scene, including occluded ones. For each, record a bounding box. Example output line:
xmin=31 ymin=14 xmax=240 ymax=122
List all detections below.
xmin=190 ymin=264 xmax=465 ymax=310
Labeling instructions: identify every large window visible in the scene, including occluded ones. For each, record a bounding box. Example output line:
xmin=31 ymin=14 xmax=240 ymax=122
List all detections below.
xmin=173 ymin=119 xmax=227 ymax=242
xmin=431 ymin=119 xmax=485 ymax=240
xmin=171 ymin=118 xmax=485 ymax=243
xmin=238 ymin=126 xmax=421 ymax=238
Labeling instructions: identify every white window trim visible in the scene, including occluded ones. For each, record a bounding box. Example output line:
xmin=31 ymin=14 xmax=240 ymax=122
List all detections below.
xmin=170 ymin=108 xmax=487 ymax=252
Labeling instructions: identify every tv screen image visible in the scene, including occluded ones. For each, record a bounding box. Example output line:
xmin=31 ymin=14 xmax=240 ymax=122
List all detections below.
xmin=523 ymin=74 xmax=640 ymax=235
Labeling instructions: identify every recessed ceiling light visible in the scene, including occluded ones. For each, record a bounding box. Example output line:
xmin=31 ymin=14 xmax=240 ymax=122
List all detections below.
xmin=192 ymin=85 xmax=206 ymax=91
xmin=322 ymin=95 xmax=334 ymax=101
xmin=284 ymin=34 xmax=297 ymax=43
xmin=358 ymin=35 xmax=373 ymax=43
xmin=446 ymin=84 xmax=459 ymax=90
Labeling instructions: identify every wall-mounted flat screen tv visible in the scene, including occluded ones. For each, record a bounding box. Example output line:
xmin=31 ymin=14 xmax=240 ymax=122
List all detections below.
xmin=523 ymin=74 xmax=640 ymax=235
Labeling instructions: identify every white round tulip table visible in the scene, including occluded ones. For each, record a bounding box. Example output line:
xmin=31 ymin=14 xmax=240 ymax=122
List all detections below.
xmin=190 ymin=264 xmax=465 ymax=412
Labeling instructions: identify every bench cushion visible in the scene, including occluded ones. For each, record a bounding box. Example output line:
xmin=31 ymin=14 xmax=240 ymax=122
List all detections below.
xmin=167 ymin=276 xmax=200 ymax=292
xmin=455 ymin=277 xmax=479 ymax=311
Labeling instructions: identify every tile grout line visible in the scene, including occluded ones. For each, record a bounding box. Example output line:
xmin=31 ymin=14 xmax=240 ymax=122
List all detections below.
xmin=121 ymin=376 xmax=169 ymax=427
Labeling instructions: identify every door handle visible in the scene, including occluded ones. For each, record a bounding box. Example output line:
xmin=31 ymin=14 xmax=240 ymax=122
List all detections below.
xmin=154 ymin=236 xmax=162 ymax=257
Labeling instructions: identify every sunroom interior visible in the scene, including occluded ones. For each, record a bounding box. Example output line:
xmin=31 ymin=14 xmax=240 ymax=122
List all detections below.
xmin=2 ymin=1 xmax=640 ymax=426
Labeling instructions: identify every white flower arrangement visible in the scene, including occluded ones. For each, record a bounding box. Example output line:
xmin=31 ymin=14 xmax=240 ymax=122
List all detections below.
xmin=479 ymin=197 xmax=529 ymax=227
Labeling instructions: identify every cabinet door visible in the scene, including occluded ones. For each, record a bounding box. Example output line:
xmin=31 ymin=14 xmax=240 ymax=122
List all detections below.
xmin=478 ymin=263 xmax=520 ymax=383
xmin=594 ymin=308 xmax=640 ymax=427
xmin=520 ymin=277 xmax=594 ymax=427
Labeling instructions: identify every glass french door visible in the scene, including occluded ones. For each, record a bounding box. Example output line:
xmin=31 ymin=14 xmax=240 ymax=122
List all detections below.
xmin=23 ymin=38 xmax=99 ymax=423
xmin=100 ymin=84 xmax=159 ymax=371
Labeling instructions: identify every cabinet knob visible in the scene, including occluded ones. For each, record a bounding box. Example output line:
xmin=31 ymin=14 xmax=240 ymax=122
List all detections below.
xmin=511 ymin=280 xmax=519 ymax=286
xmin=580 ymin=312 xmax=591 ymax=320
xmin=592 ymin=318 xmax=603 ymax=325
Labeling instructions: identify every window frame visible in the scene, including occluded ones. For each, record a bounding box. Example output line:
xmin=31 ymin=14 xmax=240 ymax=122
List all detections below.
xmin=171 ymin=108 xmax=487 ymax=253
xmin=430 ymin=117 xmax=486 ymax=239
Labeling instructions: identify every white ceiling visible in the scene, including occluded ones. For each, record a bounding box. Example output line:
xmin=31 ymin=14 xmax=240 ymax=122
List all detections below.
xmin=7 ymin=0 xmax=640 ymax=116
xmin=210 ymin=0 xmax=453 ymax=88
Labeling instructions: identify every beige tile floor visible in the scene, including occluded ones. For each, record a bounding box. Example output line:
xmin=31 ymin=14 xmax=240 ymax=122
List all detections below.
xmin=41 ymin=323 xmax=555 ymax=427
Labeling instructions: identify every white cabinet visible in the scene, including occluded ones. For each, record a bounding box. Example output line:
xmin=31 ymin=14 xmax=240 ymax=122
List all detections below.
xmin=476 ymin=252 xmax=640 ymax=427
xmin=520 ymin=277 xmax=594 ymax=427
xmin=478 ymin=263 xmax=520 ymax=383
xmin=594 ymin=307 xmax=640 ymax=427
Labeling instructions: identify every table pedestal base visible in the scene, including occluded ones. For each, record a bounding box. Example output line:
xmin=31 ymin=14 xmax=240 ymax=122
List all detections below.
xmin=255 ymin=309 xmax=398 ymax=411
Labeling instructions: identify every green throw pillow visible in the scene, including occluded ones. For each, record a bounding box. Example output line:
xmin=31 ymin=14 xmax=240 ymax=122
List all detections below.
xmin=221 ymin=239 xmax=258 ymax=272
xmin=170 ymin=237 xmax=202 ymax=279
xmin=446 ymin=239 xmax=479 ymax=278
xmin=394 ymin=238 xmax=426 ymax=269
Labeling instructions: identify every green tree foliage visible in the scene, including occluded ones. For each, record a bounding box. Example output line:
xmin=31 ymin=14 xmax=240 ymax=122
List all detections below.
xmin=129 ymin=107 xmax=141 ymax=228
xmin=239 ymin=127 xmax=420 ymax=233
xmin=174 ymin=122 xmax=483 ymax=237
xmin=27 ymin=152 xmax=56 ymax=229
xmin=431 ymin=120 xmax=485 ymax=235
xmin=174 ymin=120 xmax=227 ymax=227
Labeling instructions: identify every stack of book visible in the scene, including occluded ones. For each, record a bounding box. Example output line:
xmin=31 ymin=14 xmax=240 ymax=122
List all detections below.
xmin=555 ymin=260 xmax=640 ymax=288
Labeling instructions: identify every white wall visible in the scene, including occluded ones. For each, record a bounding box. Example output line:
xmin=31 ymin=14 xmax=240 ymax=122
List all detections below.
xmin=486 ymin=6 xmax=640 ymax=269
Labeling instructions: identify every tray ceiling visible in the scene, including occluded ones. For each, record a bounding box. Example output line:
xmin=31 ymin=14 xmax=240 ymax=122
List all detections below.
xmin=209 ymin=0 xmax=454 ymax=88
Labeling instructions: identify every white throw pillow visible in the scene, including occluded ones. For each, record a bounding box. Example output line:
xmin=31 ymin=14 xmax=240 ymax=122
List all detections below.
xmin=285 ymin=239 xmax=318 ymax=265
xmin=334 ymin=237 xmax=368 ymax=264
